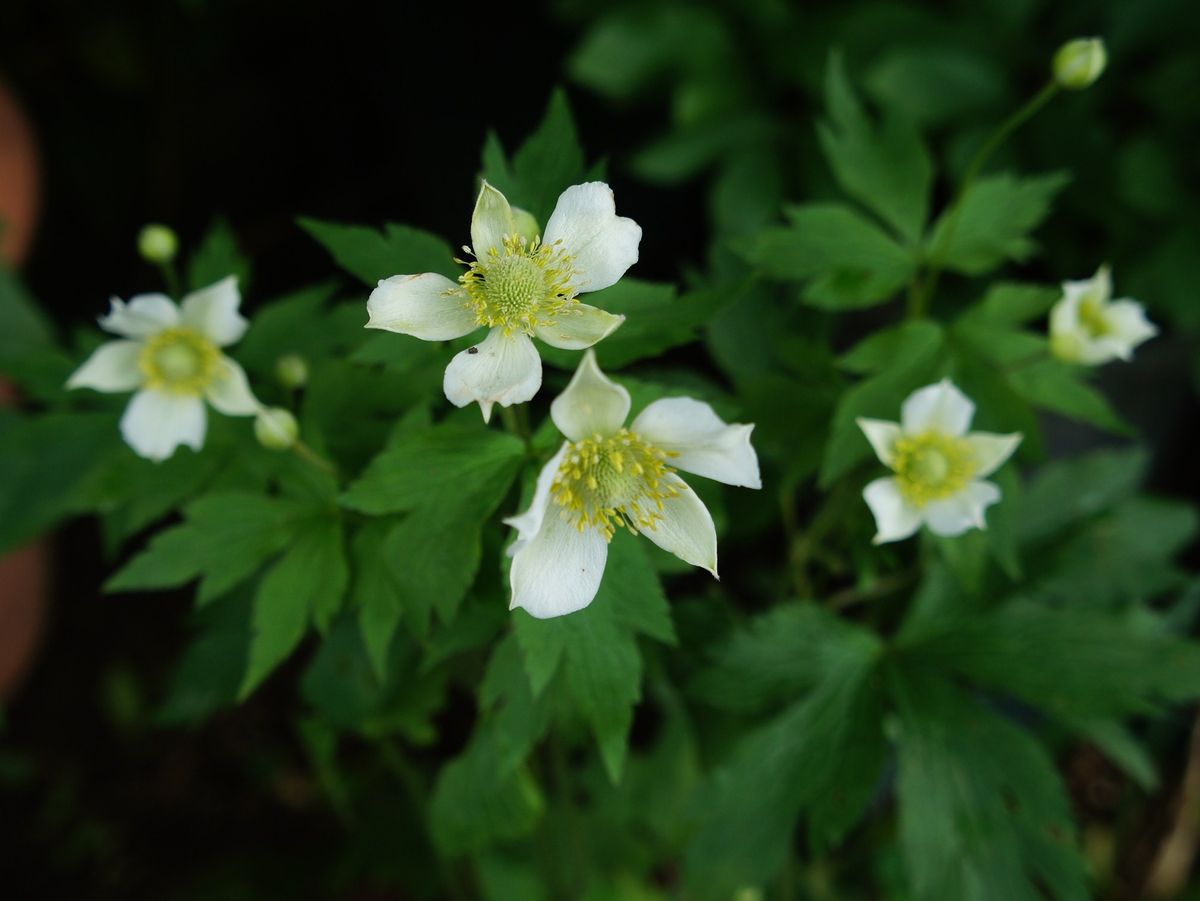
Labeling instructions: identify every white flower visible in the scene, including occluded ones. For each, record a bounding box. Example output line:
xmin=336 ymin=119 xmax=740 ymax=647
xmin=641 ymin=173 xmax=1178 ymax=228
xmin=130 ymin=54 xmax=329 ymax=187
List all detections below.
xmin=67 ymin=277 xmax=260 ymax=462
xmin=366 ymin=181 xmax=641 ymax=422
xmin=505 ymin=350 xmax=761 ymax=619
xmin=857 ymin=380 xmax=1021 ymax=544
xmin=1050 ymin=265 xmax=1157 ymax=365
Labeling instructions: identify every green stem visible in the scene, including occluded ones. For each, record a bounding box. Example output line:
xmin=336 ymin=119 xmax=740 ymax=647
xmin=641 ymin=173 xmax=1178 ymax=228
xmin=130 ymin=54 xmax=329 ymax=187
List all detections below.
xmin=909 ymin=81 xmax=1060 ymax=319
xmin=291 ymin=438 xmax=337 ymax=476
xmin=157 ymin=261 xmax=182 ymax=299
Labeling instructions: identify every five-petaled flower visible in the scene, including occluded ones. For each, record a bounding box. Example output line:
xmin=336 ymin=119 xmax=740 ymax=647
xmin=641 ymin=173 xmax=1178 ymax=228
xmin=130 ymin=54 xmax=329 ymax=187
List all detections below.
xmin=67 ymin=277 xmax=260 ymax=461
xmin=1050 ymin=265 xmax=1157 ymax=366
xmin=857 ymin=380 xmax=1021 ymax=544
xmin=365 ymin=181 xmax=641 ymax=422
xmin=505 ymin=351 xmax=761 ymax=619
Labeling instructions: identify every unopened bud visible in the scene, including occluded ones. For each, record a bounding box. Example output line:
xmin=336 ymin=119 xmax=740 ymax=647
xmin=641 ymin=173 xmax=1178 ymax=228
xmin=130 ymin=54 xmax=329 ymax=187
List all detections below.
xmin=1053 ymin=38 xmax=1106 ymax=90
xmin=137 ymin=224 xmax=179 ymax=265
xmin=254 ymin=407 xmax=299 ymax=451
xmin=275 ymin=353 xmax=308 ymax=389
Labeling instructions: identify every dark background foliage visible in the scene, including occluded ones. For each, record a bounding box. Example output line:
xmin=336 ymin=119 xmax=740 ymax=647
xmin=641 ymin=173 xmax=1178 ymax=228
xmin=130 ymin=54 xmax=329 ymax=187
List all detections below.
xmin=2 ymin=0 xmax=1199 ymax=898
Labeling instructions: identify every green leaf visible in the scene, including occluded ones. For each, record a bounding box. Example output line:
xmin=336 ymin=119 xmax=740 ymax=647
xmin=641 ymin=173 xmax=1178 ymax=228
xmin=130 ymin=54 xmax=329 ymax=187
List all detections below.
xmin=299 ymin=218 xmax=457 ymax=285
xmin=820 ymin=327 xmax=944 ymax=485
xmin=744 ymin=203 xmax=916 ymax=309
xmin=0 ymin=412 xmax=118 ymax=554
xmin=818 ymin=52 xmax=932 ymax=243
xmin=430 ymin=728 xmax=545 ymax=856
xmin=241 ymin=515 xmax=348 ymax=697
xmin=511 ymin=89 xmax=587 ymax=225
xmin=926 ymin=172 xmax=1070 ymax=276
xmin=960 ymin=281 xmax=1060 ymax=328
xmin=839 ymin=320 xmax=943 ymax=375
xmin=156 ymin=591 xmax=251 ymax=726
xmin=232 ymin=282 xmax=344 ymax=372
xmin=342 ymin=423 xmax=525 ymax=515
xmin=539 ymin=281 xmax=724 ymax=370
xmin=1008 ymin=358 xmax=1129 ymax=433
xmin=0 ymin=265 xmax=54 ymax=362
xmin=187 ymin=218 xmax=251 ymax=293
xmin=685 ymin=615 xmax=883 ymax=897
xmin=351 ymin=523 xmax=405 ymax=680
xmin=513 ymin=533 xmax=671 ymax=782
xmin=106 ymin=492 xmax=309 ymax=605
xmin=890 ymin=666 xmax=1088 ymax=901
xmin=1017 ymin=447 xmax=1148 ymax=544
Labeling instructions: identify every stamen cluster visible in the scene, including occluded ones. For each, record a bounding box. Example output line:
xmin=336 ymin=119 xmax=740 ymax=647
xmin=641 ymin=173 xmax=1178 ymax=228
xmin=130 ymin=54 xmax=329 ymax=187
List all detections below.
xmin=138 ymin=326 xmax=220 ymax=394
xmin=892 ymin=431 xmax=976 ymax=507
xmin=459 ymin=235 xmax=579 ymax=335
xmin=551 ymin=428 xmax=679 ymax=540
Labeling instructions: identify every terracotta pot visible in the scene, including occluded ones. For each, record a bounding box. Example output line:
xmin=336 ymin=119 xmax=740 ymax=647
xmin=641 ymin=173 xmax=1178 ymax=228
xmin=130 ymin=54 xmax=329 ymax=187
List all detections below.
xmin=1 ymin=77 xmax=48 ymax=701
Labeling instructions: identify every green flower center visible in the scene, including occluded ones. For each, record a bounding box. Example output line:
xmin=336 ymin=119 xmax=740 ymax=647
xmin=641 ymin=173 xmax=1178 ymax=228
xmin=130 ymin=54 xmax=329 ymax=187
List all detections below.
xmin=892 ymin=431 xmax=976 ymax=507
xmin=1078 ymin=297 xmax=1111 ymax=339
xmin=138 ymin=326 xmax=220 ymax=394
xmin=460 ymin=235 xmax=577 ymax=335
xmin=551 ymin=429 xmax=680 ymax=540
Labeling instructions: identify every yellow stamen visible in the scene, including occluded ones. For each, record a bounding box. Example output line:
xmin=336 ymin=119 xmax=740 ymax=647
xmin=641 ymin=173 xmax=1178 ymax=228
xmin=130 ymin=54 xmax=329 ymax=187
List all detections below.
xmin=458 ymin=234 xmax=578 ymax=335
xmin=892 ymin=430 xmax=977 ymax=507
xmin=138 ymin=326 xmax=220 ymax=395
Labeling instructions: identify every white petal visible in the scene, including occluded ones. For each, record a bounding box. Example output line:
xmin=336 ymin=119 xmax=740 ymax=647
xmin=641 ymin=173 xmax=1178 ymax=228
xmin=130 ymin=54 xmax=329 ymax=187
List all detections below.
xmin=534 ymin=303 xmax=625 ymax=350
xmin=509 ymin=506 xmax=609 ymax=619
xmin=542 ymin=182 xmax=642 ymax=294
xmin=366 ymin=273 xmax=478 ymax=341
xmin=180 ymin=276 xmax=247 ymax=347
xmin=470 ymin=181 xmax=518 ymax=258
xmin=99 ymin=294 xmax=179 ymax=339
xmin=923 ymin=480 xmax=1001 ymax=537
xmin=1061 ymin=264 xmax=1112 ymax=308
xmin=1104 ymin=299 xmax=1158 ymax=358
xmin=504 ymin=443 xmax=569 ymax=547
xmin=66 ymin=340 xmax=144 ymax=392
xmin=443 ymin=327 xmax=542 ymax=423
xmin=856 ymin=418 xmax=902 ymax=468
xmin=901 ymin=379 xmax=974 ymax=436
xmin=640 ymin=474 xmax=719 ymax=576
xmin=205 ymin=356 xmax=260 ymax=416
xmin=632 ymin=397 xmax=761 ymax=488
xmin=967 ymin=432 xmax=1022 ymax=479
xmin=863 ymin=477 xmax=922 ymax=545
xmin=119 ymin=388 xmax=207 ymax=462
xmin=550 ymin=348 xmax=630 ymax=441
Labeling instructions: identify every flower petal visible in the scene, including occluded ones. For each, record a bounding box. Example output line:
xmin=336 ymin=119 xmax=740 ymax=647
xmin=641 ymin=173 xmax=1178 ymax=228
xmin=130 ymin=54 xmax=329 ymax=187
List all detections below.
xmin=443 ymin=327 xmax=542 ymax=423
xmin=632 ymin=397 xmax=760 ymax=488
xmin=366 ymin=273 xmax=478 ymax=341
xmin=863 ymin=477 xmax=922 ymax=544
xmin=470 ymin=181 xmax=517 ymax=258
xmin=99 ymin=294 xmax=179 ymax=338
xmin=509 ymin=506 xmax=609 ymax=619
xmin=119 ymin=388 xmax=207 ymax=462
xmin=504 ymin=443 xmax=569 ymax=547
xmin=550 ymin=348 xmax=630 ymax=441
xmin=967 ymin=431 xmax=1022 ymax=478
xmin=1104 ymin=299 xmax=1158 ymax=358
xmin=542 ymin=182 xmax=641 ymax=293
xmin=181 ymin=276 xmax=247 ymax=347
xmin=923 ymin=480 xmax=1001 ymax=537
xmin=901 ymin=379 xmax=974 ymax=436
xmin=856 ymin=417 xmax=902 ymax=468
xmin=66 ymin=340 xmax=144 ymax=392
xmin=205 ymin=356 xmax=260 ymax=416
xmin=534 ymin=303 xmax=625 ymax=350
xmin=640 ymin=474 xmax=719 ymax=576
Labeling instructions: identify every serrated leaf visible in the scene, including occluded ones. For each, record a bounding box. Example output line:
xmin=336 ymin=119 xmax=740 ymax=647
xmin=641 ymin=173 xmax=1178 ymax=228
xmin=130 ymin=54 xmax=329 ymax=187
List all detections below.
xmin=106 ymin=492 xmax=310 ymax=605
xmin=818 ymin=52 xmax=932 ymax=243
xmin=926 ymin=172 xmax=1070 ymax=276
xmin=745 ymin=203 xmax=916 ymax=309
xmin=299 ymin=218 xmax=457 ymax=284
xmin=187 ymin=218 xmax=251 ymax=293
xmin=839 ymin=320 xmax=943 ymax=375
xmin=1017 ymin=447 xmax=1148 ymax=544
xmin=352 ymin=523 xmax=405 ymax=680
xmin=510 ymin=89 xmax=587 ymax=225
xmin=513 ymin=533 xmax=671 ymax=782
xmin=342 ymin=424 xmax=524 ymax=515
xmin=156 ymin=591 xmax=251 ymax=726
xmin=960 ymin=281 xmax=1060 ymax=328
xmin=1008 ymin=358 xmax=1129 ymax=433
xmin=240 ymin=516 xmax=348 ymax=697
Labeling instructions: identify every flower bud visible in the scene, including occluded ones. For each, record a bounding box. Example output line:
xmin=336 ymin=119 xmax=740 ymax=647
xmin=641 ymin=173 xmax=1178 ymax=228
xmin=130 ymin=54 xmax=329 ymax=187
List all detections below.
xmin=254 ymin=407 xmax=299 ymax=451
xmin=1053 ymin=38 xmax=1106 ymax=90
xmin=137 ymin=224 xmax=179 ymax=265
xmin=275 ymin=353 xmax=309 ymax=389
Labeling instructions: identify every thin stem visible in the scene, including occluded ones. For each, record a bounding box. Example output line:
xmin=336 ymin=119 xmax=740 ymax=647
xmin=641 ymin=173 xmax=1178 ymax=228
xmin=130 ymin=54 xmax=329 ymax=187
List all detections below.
xmin=909 ymin=81 xmax=1060 ymax=319
xmin=291 ymin=438 xmax=337 ymax=476
xmin=157 ymin=261 xmax=182 ymax=300
xmin=499 ymin=405 xmax=530 ymax=445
